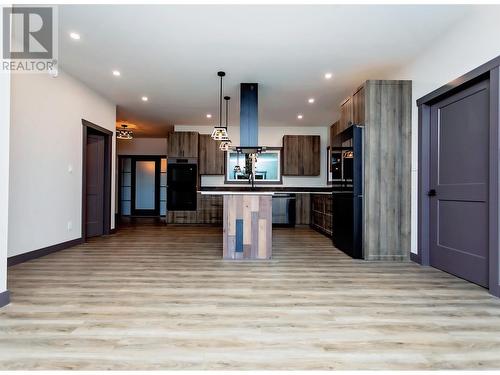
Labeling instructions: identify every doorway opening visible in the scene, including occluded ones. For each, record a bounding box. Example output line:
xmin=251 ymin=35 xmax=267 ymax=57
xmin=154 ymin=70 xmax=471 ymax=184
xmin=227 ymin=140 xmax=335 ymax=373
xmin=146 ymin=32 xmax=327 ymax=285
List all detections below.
xmin=118 ymin=156 xmax=167 ymax=218
xmin=82 ymin=119 xmax=113 ymax=239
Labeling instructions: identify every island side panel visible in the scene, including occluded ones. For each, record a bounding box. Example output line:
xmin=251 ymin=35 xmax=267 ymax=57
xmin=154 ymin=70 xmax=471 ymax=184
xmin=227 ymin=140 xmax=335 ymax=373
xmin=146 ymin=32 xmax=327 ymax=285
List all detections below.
xmin=222 ymin=194 xmax=272 ymax=260
xmin=223 ymin=195 xmax=228 ymax=257
xmin=259 ymin=196 xmax=272 ymax=259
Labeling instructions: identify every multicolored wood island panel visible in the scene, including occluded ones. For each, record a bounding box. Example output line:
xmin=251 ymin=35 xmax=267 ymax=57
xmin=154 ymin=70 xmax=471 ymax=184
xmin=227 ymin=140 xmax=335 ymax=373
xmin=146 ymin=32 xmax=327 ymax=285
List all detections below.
xmin=223 ymin=194 xmax=272 ymax=260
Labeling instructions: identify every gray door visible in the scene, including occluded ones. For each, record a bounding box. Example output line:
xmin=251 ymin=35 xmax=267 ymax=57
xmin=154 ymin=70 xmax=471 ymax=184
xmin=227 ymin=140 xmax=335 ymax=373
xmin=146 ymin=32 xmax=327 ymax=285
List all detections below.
xmin=429 ymin=80 xmax=489 ymax=287
xmin=86 ymin=133 xmax=105 ymax=237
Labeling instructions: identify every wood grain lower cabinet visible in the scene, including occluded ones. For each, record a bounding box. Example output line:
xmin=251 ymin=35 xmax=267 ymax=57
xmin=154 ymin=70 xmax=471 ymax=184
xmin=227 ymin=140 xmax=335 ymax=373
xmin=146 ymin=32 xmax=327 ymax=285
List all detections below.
xmin=310 ymin=194 xmax=332 ymax=236
xmin=166 ymin=193 xmax=222 ymax=224
xmin=198 ymin=135 xmax=224 ymax=175
xmin=167 ymin=131 xmax=199 ymax=158
xmin=283 ymin=135 xmax=320 ymax=176
xmin=197 ymin=194 xmax=223 ymax=223
xmin=166 ymin=210 xmax=198 ymax=224
xmin=295 ymin=193 xmax=311 ymax=225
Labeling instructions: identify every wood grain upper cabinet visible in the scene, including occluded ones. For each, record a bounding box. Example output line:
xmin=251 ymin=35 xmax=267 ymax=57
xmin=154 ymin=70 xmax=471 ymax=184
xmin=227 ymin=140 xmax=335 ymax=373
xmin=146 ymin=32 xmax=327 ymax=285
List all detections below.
xmin=330 ymin=121 xmax=340 ymax=147
xmin=282 ymin=135 xmax=320 ymax=176
xmin=198 ymin=134 xmax=224 ymax=175
xmin=167 ymin=131 xmax=199 ymax=158
xmin=352 ymin=85 xmax=365 ymax=125
xmin=339 ymin=97 xmax=353 ymax=132
xmin=282 ymin=135 xmax=299 ymax=175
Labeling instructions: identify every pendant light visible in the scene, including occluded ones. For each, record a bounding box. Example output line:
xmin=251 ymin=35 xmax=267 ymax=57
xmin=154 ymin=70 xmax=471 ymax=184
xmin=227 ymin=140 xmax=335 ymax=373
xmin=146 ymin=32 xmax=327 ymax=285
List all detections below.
xmin=117 ymin=124 xmax=133 ymax=140
xmin=211 ymin=71 xmax=229 ymax=141
xmin=219 ymin=95 xmax=232 ymax=151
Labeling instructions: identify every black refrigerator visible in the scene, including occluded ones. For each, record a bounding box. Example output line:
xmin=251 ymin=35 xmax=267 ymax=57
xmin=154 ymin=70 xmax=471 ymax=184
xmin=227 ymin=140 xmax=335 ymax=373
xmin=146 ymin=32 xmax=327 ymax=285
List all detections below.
xmin=331 ymin=125 xmax=363 ymax=259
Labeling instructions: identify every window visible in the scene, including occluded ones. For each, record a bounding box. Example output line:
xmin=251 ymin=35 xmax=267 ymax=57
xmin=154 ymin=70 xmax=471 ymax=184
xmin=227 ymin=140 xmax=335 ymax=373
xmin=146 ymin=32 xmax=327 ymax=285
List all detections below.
xmin=226 ymin=148 xmax=282 ymax=184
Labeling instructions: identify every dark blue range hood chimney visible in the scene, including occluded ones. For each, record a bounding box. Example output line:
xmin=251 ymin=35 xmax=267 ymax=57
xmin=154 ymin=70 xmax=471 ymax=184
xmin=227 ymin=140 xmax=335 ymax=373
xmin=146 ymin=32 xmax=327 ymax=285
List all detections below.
xmin=236 ymin=83 xmax=264 ymax=154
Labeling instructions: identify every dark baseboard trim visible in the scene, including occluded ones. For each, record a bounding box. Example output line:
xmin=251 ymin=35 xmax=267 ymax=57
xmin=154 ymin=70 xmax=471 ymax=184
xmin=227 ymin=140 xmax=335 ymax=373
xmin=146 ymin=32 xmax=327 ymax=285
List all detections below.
xmin=410 ymin=252 xmax=421 ymax=265
xmin=0 ymin=290 xmax=10 ymax=308
xmin=8 ymin=237 xmax=84 ymax=267
xmin=110 ymin=228 xmax=117 ymax=234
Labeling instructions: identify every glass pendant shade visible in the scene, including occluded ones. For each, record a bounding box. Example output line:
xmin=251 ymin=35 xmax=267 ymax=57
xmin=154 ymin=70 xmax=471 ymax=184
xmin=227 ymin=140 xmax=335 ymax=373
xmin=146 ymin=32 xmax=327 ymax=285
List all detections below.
xmin=211 ymin=126 xmax=229 ymax=141
xmin=219 ymin=140 xmax=232 ymax=151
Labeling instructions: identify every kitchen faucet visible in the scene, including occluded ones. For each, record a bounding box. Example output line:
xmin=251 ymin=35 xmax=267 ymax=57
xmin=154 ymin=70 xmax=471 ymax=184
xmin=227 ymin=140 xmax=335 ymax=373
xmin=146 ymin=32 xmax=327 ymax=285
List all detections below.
xmin=245 ymin=153 xmax=256 ymax=190
xmin=249 ymin=172 xmax=255 ymax=190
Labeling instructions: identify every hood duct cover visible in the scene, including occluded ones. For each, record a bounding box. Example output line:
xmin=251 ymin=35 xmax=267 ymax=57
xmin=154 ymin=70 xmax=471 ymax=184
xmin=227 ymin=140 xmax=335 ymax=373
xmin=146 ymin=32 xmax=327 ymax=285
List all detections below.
xmin=239 ymin=83 xmax=261 ymax=153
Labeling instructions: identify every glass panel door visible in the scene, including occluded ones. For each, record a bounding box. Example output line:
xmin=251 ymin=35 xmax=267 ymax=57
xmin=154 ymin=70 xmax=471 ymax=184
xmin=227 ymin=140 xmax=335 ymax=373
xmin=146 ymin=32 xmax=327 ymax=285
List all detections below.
xmin=130 ymin=157 xmax=161 ymax=216
xmin=135 ymin=161 xmax=156 ymax=210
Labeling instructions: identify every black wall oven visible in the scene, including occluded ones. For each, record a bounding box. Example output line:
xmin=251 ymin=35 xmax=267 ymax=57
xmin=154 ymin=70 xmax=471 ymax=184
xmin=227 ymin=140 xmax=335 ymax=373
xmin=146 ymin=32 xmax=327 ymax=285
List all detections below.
xmin=167 ymin=159 xmax=197 ymax=211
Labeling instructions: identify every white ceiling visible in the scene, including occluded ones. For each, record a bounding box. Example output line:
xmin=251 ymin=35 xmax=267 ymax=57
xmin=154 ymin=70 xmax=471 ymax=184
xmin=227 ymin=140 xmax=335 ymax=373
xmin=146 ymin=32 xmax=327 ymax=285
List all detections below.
xmin=59 ymin=5 xmax=471 ymax=137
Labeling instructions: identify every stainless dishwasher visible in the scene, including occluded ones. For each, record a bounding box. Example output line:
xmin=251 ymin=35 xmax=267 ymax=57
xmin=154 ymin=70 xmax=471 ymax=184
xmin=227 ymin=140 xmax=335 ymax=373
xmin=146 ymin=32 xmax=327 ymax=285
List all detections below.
xmin=272 ymin=194 xmax=296 ymax=226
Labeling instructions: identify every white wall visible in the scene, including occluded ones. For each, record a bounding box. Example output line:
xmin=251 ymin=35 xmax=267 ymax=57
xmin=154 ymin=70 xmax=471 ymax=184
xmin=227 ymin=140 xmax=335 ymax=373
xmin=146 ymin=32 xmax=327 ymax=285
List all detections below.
xmin=175 ymin=124 xmax=330 ymax=188
xmin=389 ymin=6 xmax=500 ymax=254
xmin=0 ymin=64 xmax=10 ymax=293
xmin=9 ymin=70 xmax=116 ymax=258
xmin=117 ymin=138 xmax=167 ymax=156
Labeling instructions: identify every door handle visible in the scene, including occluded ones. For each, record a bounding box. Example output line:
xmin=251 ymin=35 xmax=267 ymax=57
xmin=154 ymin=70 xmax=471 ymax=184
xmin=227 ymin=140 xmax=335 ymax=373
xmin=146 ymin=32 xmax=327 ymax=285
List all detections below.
xmin=428 ymin=189 xmax=437 ymax=197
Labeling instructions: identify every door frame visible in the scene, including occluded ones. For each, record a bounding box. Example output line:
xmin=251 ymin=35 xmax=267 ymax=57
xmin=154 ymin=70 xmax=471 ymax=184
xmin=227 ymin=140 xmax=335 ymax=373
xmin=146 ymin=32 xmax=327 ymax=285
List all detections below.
xmin=118 ymin=155 xmax=162 ymax=217
xmin=82 ymin=119 xmax=113 ymax=239
xmin=417 ymin=56 xmax=500 ymax=297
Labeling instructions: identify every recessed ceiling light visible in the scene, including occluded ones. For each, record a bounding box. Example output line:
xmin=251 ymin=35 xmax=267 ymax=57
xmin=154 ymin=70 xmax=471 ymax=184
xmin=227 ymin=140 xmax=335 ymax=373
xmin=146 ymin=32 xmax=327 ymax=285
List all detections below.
xmin=206 ymin=114 xmax=212 ymax=119
xmin=308 ymin=98 xmax=315 ymax=104
xmin=141 ymin=96 xmax=148 ymax=102
xmin=69 ymin=32 xmax=80 ymax=40
xmin=112 ymin=70 xmax=121 ymax=77
xmin=324 ymin=73 xmax=333 ymax=80
xmin=297 ymin=114 xmax=303 ymax=120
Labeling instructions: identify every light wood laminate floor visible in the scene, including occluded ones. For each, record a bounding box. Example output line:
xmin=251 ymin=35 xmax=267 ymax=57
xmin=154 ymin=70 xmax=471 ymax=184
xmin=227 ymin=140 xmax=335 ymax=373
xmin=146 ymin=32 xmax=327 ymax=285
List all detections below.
xmin=1 ymin=225 xmax=500 ymax=370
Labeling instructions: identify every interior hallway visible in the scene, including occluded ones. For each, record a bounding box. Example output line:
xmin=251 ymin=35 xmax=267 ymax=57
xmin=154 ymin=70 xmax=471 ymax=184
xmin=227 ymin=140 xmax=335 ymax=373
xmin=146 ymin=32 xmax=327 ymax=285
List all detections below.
xmin=1 ymin=226 xmax=499 ymax=370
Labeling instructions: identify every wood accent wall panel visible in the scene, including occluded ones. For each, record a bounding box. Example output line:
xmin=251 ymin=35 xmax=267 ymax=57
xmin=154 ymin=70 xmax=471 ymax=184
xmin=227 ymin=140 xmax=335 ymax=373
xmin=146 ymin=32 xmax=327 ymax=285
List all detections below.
xmin=283 ymin=135 xmax=320 ymax=176
xmin=363 ymin=80 xmax=412 ymax=261
xmin=198 ymin=135 xmax=224 ymax=175
xmin=167 ymin=131 xmax=199 ymax=158
xmin=223 ymin=195 xmax=272 ymax=260
xmin=295 ymin=193 xmax=311 ymax=225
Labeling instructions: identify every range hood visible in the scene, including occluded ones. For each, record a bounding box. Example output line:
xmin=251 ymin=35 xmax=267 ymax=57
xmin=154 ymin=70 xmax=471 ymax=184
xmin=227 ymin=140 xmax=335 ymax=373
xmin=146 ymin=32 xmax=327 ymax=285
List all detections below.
xmin=235 ymin=83 xmax=266 ymax=154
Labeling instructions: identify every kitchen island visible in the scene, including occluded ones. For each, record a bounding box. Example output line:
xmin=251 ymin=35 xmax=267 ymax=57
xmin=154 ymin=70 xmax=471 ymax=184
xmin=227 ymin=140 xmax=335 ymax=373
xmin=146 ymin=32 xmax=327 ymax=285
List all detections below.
xmin=201 ymin=192 xmax=273 ymax=260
